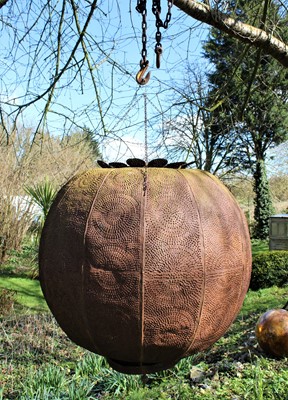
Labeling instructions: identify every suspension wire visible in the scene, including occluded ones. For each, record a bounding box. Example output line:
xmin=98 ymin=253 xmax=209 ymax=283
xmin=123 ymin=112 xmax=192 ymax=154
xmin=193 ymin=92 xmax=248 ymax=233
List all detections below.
xmin=144 ymin=90 xmax=148 ymax=165
xmin=140 ymin=89 xmax=148 ymax=195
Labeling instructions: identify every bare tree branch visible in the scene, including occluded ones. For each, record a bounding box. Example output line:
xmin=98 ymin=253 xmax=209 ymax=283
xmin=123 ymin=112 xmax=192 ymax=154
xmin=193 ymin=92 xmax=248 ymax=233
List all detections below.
xmin=174 ymin=0 xmax=288 ymax=67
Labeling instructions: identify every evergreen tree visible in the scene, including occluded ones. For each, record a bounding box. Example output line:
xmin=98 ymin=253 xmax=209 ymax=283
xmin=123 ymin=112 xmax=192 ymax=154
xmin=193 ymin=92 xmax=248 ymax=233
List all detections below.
xmin=203 ymin=0 xmax=288 ymax=238
xmin=253 ymin=160 xmax=274 ymax=239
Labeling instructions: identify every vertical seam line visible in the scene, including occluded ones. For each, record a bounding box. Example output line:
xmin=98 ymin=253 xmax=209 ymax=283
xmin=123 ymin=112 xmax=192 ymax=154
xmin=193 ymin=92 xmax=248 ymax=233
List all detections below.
xmin=81 ymin=169 xmax=115 ymax=353
xmin=178 ymin=170 xmax=206 ymax=355
xmin=139 ymin=167 xmax=148 ymax=368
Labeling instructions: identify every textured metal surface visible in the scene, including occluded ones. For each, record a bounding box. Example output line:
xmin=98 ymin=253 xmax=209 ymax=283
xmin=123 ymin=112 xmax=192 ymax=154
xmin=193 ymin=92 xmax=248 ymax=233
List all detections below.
xmin=39 ymin=168 xmax=252 ymax=374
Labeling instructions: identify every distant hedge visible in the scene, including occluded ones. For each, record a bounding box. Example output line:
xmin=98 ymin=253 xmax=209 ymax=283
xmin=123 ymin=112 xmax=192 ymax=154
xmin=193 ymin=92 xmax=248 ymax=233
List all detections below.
xmin=250 ymin=251 xmax=288 ymax=290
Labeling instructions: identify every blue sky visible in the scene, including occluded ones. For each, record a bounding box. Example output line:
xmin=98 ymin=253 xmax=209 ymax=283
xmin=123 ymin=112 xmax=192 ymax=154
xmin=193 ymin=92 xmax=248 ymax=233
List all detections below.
xmin=1 ymin=1 xmax=286 ymax=172
xmin=0 ymin=0 xmax=209 ymax=162
xmin=97 ymin=1 xmax=209 ymax=161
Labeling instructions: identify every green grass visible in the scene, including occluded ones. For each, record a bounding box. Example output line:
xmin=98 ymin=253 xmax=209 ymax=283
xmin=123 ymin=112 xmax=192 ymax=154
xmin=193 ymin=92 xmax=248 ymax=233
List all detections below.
xmin=1 ymin=286 xmax=288 ymax=399
xmin=251 ymin=239 xmax=269 ymax=255
xmin=1 ymin=240 xmax=287 ymax=399
xmin=0 ymin=276 xmax=48 ymax=312
xmin=0 ymin=239 xmax=38 ymax=279
xmin=240 ymin=286 xmax=288 ymax=315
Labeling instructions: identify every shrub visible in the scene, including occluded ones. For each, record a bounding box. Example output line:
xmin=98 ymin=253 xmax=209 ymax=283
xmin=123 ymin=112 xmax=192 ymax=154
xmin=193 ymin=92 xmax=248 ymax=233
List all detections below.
xmin=250 ymin=251 xmax=288 ymax=290
xmin=0 ymin=127 xmax=99 ymax=261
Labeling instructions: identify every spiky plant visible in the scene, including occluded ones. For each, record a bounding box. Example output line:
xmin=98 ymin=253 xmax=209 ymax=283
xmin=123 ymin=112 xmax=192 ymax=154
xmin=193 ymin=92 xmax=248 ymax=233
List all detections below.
xmin=24 ymin=179 xmax=57 ymax=279
xmin=25 ymin=178 xmax=57 ymax=230
xmin=25 ymin=178 xmax=57 ymax=239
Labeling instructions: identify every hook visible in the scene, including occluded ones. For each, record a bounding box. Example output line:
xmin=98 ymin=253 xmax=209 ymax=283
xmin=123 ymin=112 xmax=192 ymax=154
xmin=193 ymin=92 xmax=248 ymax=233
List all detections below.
xmin=155 ymin=45 xmax=163 ymax=69
xmin=136 ymin=60 xmax=151 ymax=85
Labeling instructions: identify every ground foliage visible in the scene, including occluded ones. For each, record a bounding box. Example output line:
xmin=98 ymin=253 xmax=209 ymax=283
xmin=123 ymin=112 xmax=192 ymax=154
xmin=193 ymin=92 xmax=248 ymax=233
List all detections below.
xmin=250 ymin=251 xmax=288 ymax=290
xmin=0 ymin=286 xmax=288 ymax=399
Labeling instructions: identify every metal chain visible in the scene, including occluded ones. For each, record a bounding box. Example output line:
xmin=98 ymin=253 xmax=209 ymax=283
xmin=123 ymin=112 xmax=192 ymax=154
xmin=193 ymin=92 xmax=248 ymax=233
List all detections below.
xmin=136 ymin=0 xmax=173 ymax=78
xmin=152 ymin=0 xmax=173 ymax=68
xmin=152 ymin=0 xmax=163 ymax=68
xmin=136 ymin=0 xmax=151 ymax=84
xmin=136 ymin=0 xmax=148 ymax=64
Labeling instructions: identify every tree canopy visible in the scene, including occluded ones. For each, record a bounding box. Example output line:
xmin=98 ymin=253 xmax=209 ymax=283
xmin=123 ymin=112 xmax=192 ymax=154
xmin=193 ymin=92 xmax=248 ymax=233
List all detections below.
xmin=164 ymin=0 xmax=288 ymax=238
xmin=0 ymin=0 xmax=287 ymax=145
xmin=174 ymin=0 xmax=288 ymax=67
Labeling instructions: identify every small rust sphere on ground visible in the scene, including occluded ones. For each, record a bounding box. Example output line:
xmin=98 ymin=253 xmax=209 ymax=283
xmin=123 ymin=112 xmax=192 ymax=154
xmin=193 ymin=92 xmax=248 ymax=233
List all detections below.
xmin=39 ymin=166 xmax=251 ymax=374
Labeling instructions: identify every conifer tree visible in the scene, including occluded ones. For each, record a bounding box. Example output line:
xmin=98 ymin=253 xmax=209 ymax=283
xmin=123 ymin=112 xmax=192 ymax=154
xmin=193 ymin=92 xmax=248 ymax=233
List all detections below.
xmin=253 ymin=160 xmax=274 ymax=239
xmin=203 ymin=0 xmax=288 ymax=238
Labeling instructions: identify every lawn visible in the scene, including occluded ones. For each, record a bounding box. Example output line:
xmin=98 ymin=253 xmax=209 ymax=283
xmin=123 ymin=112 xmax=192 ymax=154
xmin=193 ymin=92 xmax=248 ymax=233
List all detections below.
xmin=0 ymin=276 xmax=48 ymax=313
xmin=1 ymin=286 xmax=287 ymax=399
xmin=251 ymin=239 xmax=269 ymax=255
xmin=0 ymin=239 xmax=287 ymax=399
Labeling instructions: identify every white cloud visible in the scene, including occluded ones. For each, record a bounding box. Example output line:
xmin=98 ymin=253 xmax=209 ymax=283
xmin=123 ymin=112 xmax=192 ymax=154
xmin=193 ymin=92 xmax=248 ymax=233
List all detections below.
xmin=100 ymin=135 xmax=146 ymax=163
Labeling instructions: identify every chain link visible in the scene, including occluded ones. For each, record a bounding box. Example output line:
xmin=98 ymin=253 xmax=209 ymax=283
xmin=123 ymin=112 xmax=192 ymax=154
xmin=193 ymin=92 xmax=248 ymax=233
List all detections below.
xmin=152 ymin=0 xmax=173 ymax=68
xmin=136 ymin=0 xmax=173 ymax=75
xmin=136 ymin=0 xmax=148 ymax=64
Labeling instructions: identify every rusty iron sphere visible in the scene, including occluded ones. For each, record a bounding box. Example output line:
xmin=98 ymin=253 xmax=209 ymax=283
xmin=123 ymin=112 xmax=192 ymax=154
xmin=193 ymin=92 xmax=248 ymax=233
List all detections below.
xmin=39 ymin=166 xmax=251 ymax=375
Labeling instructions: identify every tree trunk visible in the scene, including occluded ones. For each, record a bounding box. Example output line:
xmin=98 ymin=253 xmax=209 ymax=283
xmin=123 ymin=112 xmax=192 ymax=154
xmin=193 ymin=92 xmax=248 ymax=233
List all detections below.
xmin=174 ymin=0 xmax=288 ymax=68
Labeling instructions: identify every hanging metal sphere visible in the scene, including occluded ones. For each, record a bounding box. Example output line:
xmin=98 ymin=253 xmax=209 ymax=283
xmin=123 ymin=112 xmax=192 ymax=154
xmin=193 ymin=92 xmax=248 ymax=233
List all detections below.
xmin=39 ymin=164 xmax=251 ymax=375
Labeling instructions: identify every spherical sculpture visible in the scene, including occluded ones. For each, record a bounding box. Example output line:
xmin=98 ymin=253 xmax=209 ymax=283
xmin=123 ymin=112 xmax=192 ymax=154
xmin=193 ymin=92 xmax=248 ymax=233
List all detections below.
xmin=39 ymin=165 xmax=252 ymax=374
xmin=256 ymin=307 xmax=288 ymax=358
